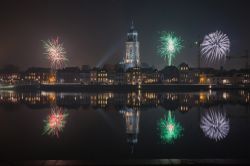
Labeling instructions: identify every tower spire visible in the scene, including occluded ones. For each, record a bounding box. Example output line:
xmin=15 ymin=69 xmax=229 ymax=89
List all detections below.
xmin=131 ymin=20 xmax=134 ymax=29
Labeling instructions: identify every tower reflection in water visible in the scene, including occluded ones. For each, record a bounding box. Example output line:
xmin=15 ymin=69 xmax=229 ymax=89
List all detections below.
xmin=120 ymin=107 xmax=140 ymax=154
xmin=120 ymin=91 xmax=141 ymax=154
xmin=157 ymin=110 xmax=183 ymax=144
xmin=43 ymin=106 xmax=68 ymax=138
xmin=200 ymin=107 xmax=230 ymax=141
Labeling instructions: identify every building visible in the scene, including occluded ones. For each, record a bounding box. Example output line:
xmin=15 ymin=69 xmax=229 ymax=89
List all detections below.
xmin=126 ymin=67 xmax=142 ymax=85
xmin=103 ymin=64 xmax=116 ymax=85
xmin=141 ymin=67 xmax=160 ymax=84
xmin=179 ymin=63 xmax=190 ymax=84
xmin=160 ymin=66 xmax=179 ymax=84
xmin=0 ymin=65 xmax=20 ymax=85
xmin=236 ymin=69 xmax=250 ymax=84
xmin=124 ymin=21 xmax=140 ymax=70
xmin=57 ymin=67 xmax=80 ymax=83
xmin=23 ymin=67 xmax=51 ymax=84
xmin=80 ymin=65 xmax=91 ymax=85
xmin=114 ymin=66 xmax=126 ymax=85
xmin=90 ymin=68 xmax=109 ymax=85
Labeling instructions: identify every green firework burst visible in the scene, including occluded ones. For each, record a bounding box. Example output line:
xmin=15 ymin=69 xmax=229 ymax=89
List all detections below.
xmin=157 ymin=111 xmax=183 ymax=144
xmin=158 ymin=32 xmax=183 ymax=66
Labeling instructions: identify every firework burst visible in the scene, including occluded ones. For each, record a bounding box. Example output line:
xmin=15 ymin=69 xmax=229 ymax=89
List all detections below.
xmin=43 ymin=37 xmax=68 ymax=70
xmin=200 ymin=107 xmax=230 ymax=141
xmin=158 ymin=32 xmax=183 ymax=66
xmin=157 ymin=111 xmax=183 ymax=144
xmin=200 ymin=31 xmax=230 ymax=65
xmin=43 ymin=106 xmax=68 ymax=138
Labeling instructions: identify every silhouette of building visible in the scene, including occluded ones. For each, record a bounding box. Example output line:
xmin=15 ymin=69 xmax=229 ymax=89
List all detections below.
xmin=160 ymin=66 xmax=179 ymax=84
xmin=80 ymin=65 xmax=91 ymax=85
xmin=57 ymin=67 xmax=80 ymax=83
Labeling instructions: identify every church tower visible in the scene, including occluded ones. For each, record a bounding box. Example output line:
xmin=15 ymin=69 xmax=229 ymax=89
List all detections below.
xmin=124 ymin=21 xmax=140 ymax=69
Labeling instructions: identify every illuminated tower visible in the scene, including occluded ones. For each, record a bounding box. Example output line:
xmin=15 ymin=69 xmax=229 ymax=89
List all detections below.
xmin=124 ymin=21 xmax=140 ymax=70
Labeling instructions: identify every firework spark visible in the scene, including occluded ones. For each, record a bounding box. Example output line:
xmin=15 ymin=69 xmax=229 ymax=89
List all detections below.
xmin=43 ymin=107 xmax=68 ymax=138
xmin=158 ymin=32 xmax=183 ymax=66
xmin=157 ymin=111 xmax=183 ymax=144
xmin=43 ymin=37 xmax=68 ymax=70
xmin=200 ymin=107 xmax=230 ymax=141
xmin=200 ymin=31 xmax=230 ymax=65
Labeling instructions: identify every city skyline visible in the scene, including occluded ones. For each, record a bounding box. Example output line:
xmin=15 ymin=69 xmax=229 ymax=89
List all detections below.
xmin=0 ymin=0 xmax=249 ymax=70
xmin=0 ymin=1 xmax=249 ymax=164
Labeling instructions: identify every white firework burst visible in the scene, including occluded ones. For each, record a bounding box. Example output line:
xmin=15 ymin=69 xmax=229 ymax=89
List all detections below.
xmin=200 ymin=31 xmax=230 ymax=64
xmin=200 ymin=108 xmax=230 ymax=141
xmin=43 ymin=37 xmax=68 ymax=70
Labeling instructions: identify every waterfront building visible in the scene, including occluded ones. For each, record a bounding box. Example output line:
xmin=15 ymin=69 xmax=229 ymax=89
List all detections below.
xmin=90 ymin=67 xmax=98 ymax=84
xmin=141 ymin=67 xmax=160 ymax=84
xmin=23 ymin=67 xmax=51 ymax=84
xmin=80 ymin=65 xmax=91 ymax=85
xmin=57 ymin=67 xmax=80 ymax=83
xmin=179 ymin=63 xmax=190 ymax=84
xmin=103 ymin=64 xmax=116 ymax=85
xmin=187 ymin=68 xmax=200 ymax=84
xmin=126 ymin=67 xmax=142 ymax=85
xmin=114 ymin=67 xmax=126 ymax=85
xmin=90 ymin=68 xmax=109 ymax=85
xmin=185 ymin=67 xmax=216 ymax=84
xmin=0 ymin=65 xmax=20 ymax=85
xmin=236 ymin=69 xmax=250 ymax=84
xmin=160 ymin=66 xmax=179 ymax=84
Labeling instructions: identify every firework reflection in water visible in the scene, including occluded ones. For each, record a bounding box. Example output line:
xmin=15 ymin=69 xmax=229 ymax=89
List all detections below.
xmin=200 ymin=107 xmax=230 ymax=141
xmin=43 ymin=106 xmax=68 ymax=138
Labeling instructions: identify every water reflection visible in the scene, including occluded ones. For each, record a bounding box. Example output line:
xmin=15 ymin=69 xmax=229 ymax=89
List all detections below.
xmin=157 ymin=111 xmax=183 ymax=144
xmin=43 ymin=106 xmax=68 ymax=138
xmin=0 ymin=90 xmax=249 ymax=109
xmin=200 ymin=107 xmax=230 ymax=141
xmin=0 ymin=90 xmax=249 ymax=158
xmin=120 ymin=107 xmax=140 ymax=153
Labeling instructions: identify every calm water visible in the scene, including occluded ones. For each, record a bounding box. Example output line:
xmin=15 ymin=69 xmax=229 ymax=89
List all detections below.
xmin=0 ymin=90 xmax=249 ymax=159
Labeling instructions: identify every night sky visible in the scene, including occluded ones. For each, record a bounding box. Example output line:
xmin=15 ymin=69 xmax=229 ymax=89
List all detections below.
xmin=0 ymin=0 xmax=249 ymax=70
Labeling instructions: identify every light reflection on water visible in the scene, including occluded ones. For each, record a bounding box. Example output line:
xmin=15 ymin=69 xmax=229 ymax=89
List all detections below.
xmin=0 ymin=90 xmax=249 ymax=158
